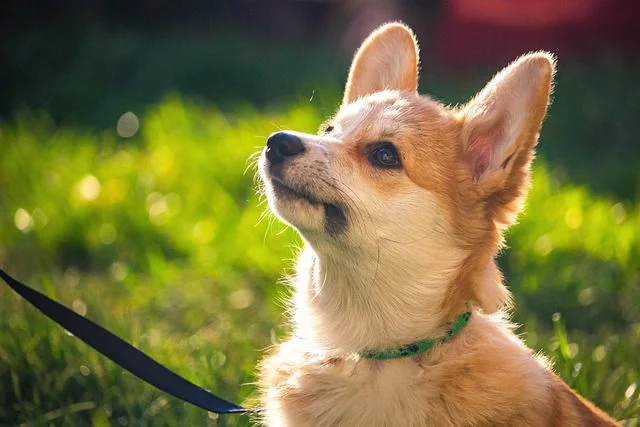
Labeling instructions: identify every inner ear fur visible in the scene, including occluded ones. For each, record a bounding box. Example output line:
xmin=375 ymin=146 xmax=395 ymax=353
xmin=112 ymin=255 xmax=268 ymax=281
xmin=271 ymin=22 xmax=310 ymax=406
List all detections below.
xmin=458 ymin=52 xmax=556 ymax=227
xmin=343 ymin=22 xmax=419 ymax=104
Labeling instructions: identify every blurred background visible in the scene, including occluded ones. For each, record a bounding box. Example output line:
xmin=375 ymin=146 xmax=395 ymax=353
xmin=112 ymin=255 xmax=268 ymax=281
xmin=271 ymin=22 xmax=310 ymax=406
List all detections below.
xmin=1 ymin=0 xmax=639 ymax=425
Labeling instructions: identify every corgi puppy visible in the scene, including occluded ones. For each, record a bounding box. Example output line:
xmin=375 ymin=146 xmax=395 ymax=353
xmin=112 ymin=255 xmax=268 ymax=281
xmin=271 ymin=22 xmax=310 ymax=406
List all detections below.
xmin=256 ymin=22 xmax=618 ymax=426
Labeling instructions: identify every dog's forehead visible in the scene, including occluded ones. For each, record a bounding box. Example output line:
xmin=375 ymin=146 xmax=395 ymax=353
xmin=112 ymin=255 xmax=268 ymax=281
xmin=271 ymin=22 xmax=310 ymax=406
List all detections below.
xmin=334 ymin=91 xmax=448 ymax=143
xmin=335 ymin=92 xmax=408 ymax=136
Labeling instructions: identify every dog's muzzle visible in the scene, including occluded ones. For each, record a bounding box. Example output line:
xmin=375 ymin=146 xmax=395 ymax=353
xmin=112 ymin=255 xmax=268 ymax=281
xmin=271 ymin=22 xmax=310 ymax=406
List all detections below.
xmin=262 ymin=131 xmax=348 ymax=237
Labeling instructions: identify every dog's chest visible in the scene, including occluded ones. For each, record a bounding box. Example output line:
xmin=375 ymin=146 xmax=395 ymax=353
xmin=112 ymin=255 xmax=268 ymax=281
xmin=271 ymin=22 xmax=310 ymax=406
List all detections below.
xmin=260 ymin=345 xmax=453 ymax=427
xmin=258 ymin=332 xmax=552 ymax=427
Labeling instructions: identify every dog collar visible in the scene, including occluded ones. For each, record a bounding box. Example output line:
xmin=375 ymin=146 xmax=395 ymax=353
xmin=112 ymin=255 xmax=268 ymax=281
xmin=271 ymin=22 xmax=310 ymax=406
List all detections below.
xmin=360 ymin=310 xmax=472 ymax=360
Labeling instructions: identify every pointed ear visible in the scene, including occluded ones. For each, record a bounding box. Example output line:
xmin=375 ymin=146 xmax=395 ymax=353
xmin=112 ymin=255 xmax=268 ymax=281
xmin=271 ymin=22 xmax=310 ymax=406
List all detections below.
xmin=459 ymin=52 xmax=555 ymax=226
xmin=343 ymin=23 xmax=419 ymax=104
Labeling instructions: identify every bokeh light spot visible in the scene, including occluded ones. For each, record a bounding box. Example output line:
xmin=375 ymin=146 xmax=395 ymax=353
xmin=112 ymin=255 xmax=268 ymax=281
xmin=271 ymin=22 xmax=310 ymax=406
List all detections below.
xmin=193 ymin=220 xmax=215 ymax=244
xmin=64 ymin=268 xmax=81 ymax=287
xmin=146 ymin=192 xmax=170 ymax=225
xmin=564 ymin=207 xmax=583 ymax=229
xmin=148 ymin=396 xmax=168 ymax=416
xmin=611 ymin=202 xmax=627 ymax=224
xmin=77 ymin=175 xmax=101 ymax=201
xmin=117 ymin=112 xmax=139 ymax=138
xmin=534 ymin=234 xmax=553 ymax=256
xmin=146 ymin=192 xmax=163 ymax=209
xmin=110 ymin=262 xmax=129 ymax=282
xmin=14 ymin=208 xmax=33 ymax=232
xmin=592 ymin=345 xmax=607 ymax=362
xmin=568 ymin=343 xmax=579 ymax=359
xmin=572 ymin=361 xmax=582 ymax=376
xmin=578 ymin=287 xmax=595 ymax=306
xmin=165 ymin=193 xmax=182 ymax=216
xmin=32 ymin=208 xmax=49 ymax=229
xmin=211 ymin=352 xmax=227 ymax=368
xmin=625 ymin=383 xmax=637 ymax=399
xmin=229 ymin=288 xmax=254 ymax=310
xmin=72 ymin=298 xmax=87 ymax=316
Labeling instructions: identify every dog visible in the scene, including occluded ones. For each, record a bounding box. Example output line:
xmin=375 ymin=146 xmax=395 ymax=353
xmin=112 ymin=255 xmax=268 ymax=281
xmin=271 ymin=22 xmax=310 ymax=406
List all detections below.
xmin=256 ymin=22 xmax=618 ymax=426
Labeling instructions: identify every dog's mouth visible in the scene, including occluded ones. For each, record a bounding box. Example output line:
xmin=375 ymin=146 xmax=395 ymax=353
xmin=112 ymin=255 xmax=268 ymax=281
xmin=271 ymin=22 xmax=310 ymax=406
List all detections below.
xmin=271 ymin=177 xmax=321 ymax=205
xmin=269 ymin=177 xmax=347 ymax=235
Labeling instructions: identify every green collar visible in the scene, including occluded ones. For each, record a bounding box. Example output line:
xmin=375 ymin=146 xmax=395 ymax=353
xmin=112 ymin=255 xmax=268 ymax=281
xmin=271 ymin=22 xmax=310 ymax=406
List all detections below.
xmin=360 ymin=310 xmax=472 ymax=360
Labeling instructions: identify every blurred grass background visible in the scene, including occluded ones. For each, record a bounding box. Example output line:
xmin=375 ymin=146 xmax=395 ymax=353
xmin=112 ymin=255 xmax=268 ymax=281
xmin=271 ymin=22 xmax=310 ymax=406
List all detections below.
xmin=1 ymin=1 xmax=639 ymax=426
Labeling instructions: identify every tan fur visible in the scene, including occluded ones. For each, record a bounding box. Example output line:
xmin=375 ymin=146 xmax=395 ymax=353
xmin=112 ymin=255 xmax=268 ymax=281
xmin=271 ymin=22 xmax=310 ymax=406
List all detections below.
xmin=256 ymin=22 xmax=618 ymax=426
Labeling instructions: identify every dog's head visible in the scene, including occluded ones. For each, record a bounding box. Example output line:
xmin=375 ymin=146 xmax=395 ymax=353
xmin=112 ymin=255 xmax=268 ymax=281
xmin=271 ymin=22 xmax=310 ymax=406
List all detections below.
xmin=258 ymin=23 xmax=554 ymax=349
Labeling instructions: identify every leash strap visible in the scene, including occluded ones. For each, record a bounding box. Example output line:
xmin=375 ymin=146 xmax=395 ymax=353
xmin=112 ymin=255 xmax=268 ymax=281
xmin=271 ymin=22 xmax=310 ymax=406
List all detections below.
xmin=0 ymin=267 xmax=251 ymax=415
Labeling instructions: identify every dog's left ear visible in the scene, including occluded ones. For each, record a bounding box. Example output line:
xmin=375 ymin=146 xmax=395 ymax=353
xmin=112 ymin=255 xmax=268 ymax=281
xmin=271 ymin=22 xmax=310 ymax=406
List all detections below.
xmin=459 ymin=52 xmax=555 ymax=226
xmin=343 ymin=23 xmax=419 ymax=104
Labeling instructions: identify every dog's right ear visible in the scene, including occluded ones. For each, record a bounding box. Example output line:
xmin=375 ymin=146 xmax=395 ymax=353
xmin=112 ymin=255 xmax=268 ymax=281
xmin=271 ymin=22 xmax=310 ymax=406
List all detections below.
xmin=343 ymin=23 xmax=419 ymax=105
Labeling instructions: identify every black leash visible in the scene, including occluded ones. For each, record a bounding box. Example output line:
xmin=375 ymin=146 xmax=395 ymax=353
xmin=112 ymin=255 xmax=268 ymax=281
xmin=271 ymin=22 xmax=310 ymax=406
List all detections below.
xmin=0 ymin=267 xmax=252 ymax=415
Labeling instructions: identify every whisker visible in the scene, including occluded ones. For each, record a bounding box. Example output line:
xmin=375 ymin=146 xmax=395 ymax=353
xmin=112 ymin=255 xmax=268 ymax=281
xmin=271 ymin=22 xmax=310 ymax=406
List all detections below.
xmin=379 ymin=235 xmax=429 ymax=245
xmin=244 ymin=149 xmax=263 ymax=176
xmin=275 ymin=225 xmax=289 ymax=236
xmin=270 ymin=123 xmax=286 ymax=132
xmin=311 ymin=261 xmax=329 ymax=301
xmin=264 ymin=214 xmax=277 ymax=244
xmin=256 ymin=208 xmax=271 ymax=226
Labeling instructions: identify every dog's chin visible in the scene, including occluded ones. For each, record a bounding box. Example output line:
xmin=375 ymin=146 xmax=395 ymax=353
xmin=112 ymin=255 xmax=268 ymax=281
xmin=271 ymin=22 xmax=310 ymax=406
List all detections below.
xmin=266 ymin=179 xmax=327 ymax=231
xmin=265 ymin=179 xmax=346 ymax=237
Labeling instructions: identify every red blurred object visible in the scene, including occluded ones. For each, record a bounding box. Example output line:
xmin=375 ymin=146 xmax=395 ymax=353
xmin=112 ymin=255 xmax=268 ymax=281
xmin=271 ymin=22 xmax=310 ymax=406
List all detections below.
xmin=435 ymin=0 xmax=640 ymax=67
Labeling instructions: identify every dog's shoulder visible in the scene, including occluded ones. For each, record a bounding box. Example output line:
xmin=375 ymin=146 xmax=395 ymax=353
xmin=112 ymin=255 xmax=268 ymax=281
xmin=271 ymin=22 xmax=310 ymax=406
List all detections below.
xmin=442 ymin=312 xmax=619 ymax=426
xmin=547 ymin=371 xmax=620 ymax=426
xmin=420 ymin=311 xmax=555 ymax=425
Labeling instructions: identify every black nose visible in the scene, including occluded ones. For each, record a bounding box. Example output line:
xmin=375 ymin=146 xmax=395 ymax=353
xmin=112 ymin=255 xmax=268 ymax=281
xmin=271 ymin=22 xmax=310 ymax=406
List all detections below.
xmin=266 ymin=132 xmax=305 ymax=164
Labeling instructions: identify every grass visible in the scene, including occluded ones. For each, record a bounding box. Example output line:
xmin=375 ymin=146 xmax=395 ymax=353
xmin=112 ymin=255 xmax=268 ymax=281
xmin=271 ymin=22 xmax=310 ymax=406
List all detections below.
xmin=1 ymin=33 xmax=639 ymax=426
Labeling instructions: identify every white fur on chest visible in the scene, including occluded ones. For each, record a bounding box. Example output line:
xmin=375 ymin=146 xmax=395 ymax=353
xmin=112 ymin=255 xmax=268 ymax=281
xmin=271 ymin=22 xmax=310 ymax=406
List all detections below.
xmin=259 ymin=315 xmax=551 ymax=427
xmin=262 ymin=341 xmax=435 ymax=427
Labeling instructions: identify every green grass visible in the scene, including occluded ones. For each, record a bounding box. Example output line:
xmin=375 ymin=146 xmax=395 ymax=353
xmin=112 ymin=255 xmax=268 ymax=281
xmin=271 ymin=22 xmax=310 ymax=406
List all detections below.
xmin=1 ymin=36 xmax=639 ymax=425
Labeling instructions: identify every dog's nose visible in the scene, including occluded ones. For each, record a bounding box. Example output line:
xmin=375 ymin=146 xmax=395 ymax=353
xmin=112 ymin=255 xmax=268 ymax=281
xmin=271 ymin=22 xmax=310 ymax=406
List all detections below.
xmin=266 ymin=132 xmax=305 ymax=164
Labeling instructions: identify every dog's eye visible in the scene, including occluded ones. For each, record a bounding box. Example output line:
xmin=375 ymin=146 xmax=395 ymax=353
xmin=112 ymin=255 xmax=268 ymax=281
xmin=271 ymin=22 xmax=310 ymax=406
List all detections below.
xmin=369 ymin=142 xmax=401 ymax=169
xmin=319 ymin=123 xmax=335 ymax=135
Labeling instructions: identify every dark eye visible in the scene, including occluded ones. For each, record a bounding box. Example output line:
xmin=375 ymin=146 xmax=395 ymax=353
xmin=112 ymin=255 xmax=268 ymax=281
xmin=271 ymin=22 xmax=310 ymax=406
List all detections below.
xmin=369 ymin=142 xmax=401 ymax=169
xmin=322 ymin=125 xmax=334 ymax=135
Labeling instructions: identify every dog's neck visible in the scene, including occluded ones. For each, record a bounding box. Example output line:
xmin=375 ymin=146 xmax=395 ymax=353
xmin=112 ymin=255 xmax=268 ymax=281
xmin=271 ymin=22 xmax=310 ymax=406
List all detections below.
xmin=291 ymin=241 xmax=470 ymax=355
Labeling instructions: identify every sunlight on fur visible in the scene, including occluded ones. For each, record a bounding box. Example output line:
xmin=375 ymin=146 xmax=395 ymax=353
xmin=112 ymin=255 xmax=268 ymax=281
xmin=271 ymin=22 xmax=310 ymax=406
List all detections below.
xmin=254 ymin=22 xmax=618 ymax=426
